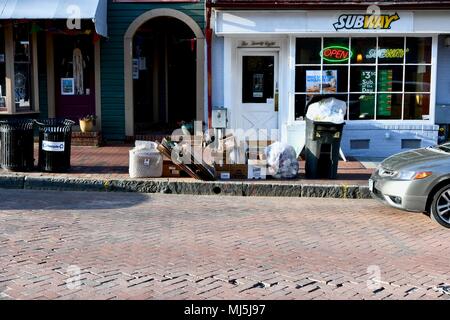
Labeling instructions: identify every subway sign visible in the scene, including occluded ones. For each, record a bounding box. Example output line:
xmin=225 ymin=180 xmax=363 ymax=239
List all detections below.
xmin=333 ymin=12 xmax=400 ymax=31
xmin=320 ymin=46 xmax=352 ymax=62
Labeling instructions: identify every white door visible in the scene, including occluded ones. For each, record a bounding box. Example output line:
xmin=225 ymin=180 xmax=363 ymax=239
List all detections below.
xmin=237 ymin=51 xmax=279 ymax=134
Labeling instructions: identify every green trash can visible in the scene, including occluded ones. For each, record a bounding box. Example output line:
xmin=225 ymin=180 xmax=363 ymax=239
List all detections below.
xmin=36 ymin=119 xmax=75 ymax=172
xmin=0 ymin=119 xmax=35 ymax=171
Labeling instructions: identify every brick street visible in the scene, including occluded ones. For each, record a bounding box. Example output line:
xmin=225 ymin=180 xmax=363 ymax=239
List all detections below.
xmin=0 ymin=189 xmax=449 ymax=300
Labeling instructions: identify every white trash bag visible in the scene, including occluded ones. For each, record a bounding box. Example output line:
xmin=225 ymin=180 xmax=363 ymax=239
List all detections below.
xmin=129 ymin=140 xmax=163 ymax=178
xmin=306 ymin=97 xmax=346 ymax=124
xmin=265 ymin=142 xmax=299 ymax=179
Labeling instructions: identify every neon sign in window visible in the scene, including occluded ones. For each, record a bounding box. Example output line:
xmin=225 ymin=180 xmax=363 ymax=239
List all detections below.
xmin=320 ymin=46 xmax=352 ymax=63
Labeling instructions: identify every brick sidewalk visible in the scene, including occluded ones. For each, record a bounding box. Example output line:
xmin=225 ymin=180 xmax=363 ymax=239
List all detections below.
xmin=1 ymin=144 xmax=373 ymax=184
xmin=0 ymin=190 xmax=449 ymax=300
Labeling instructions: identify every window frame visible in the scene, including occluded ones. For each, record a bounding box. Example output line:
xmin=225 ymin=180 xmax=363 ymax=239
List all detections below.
xmin=293 ymin=35 xmax=435 ymax=122
xmin=0 ymin=22 xmax=39 ymax=115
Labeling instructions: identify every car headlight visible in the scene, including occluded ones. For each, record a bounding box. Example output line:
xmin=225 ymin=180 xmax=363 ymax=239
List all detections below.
xmin=394 ymin=171 xmax=416 ymax=180
xmin=394 ymin=171 xmax=432 ymax=180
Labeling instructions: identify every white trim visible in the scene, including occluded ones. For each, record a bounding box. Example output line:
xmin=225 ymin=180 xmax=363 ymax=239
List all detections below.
xmin=94 ymin=40 xmax=102 ymax=131
xmin=4 ymin=24 xmax=13 ymax=113
xmin=430 ymin=34 xmax=438 ymax=125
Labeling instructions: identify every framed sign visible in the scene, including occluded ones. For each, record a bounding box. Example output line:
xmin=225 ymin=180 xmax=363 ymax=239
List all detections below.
xmin=132 ymin=59 xmax=139 ymax=80
xmin=61 ymin=78 xmax=74 ymax=95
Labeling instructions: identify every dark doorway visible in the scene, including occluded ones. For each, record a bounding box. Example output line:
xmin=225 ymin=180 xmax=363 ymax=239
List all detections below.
xmin=133 ymin=17 xmax=197 ymax=136
xmin=54 ymin=34 xmax=96 ymax=121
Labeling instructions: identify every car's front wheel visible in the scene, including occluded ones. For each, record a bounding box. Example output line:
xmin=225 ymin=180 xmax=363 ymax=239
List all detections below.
xmin=431 ymin=185 xmax=450 ymax=228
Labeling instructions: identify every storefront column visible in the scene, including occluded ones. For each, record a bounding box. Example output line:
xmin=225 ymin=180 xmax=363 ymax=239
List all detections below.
xmin=4 ymin=24 xmax=13 ymax=112
xmin=31 ymin=31 xmax=39 ymax=112
xmin=94 ymin=40 xmax=102 ymax=131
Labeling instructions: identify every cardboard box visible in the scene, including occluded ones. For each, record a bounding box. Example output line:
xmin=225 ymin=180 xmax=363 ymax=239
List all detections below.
xmin=247 ymin=160 xmax=267 ymax=180
xmin=215 ymin=164 xmax=248 ymax=180
xmin=162 ymin=160 xmax=183 ymax=177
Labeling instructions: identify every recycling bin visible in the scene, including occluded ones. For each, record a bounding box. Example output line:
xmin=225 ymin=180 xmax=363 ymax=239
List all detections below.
xmin=304 ymin=95 xmax=346 ymax=179
xmin=0 ymin=119 xmax=35 ymax=171
xmin=36 ymin=119 xmax=75 ymax=172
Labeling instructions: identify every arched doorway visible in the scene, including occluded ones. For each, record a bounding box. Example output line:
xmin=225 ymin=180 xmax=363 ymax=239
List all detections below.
xmin=124 ymin=9 xmax=205 ymax=138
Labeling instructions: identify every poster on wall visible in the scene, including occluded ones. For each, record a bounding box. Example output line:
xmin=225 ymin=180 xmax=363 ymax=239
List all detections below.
xmin=61 ymin=78 xmax=75 ymax=95
xmin=252 ymin=73 xmax=264 ymax=98
xmin=132 ymin=59 xmax=139 ymax=80
xmin=359 ymin=70 xmax=376 ymax=118
xmin=306 ymin=70 xmax=337 ymax=93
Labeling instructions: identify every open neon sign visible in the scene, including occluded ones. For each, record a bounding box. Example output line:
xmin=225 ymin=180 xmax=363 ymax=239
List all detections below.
xmin=320 ymin=46 xmax=352 ymax=62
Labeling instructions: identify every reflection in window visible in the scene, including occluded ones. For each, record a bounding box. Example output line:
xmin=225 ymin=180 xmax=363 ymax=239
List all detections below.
xmin=406 ymin=37 xmax=432 ymax=64
xmin=404 ymin=94 xmax=430 ymax=120
xmin=13 ymin=23 xmax=32 ymax=111
xmin=349 ymin=94 xmax=375 ymax=120
xmin=296 ymin=38 xmax=321 ymax=64
xmin=405 ymin=65 xmax=431 ymax=92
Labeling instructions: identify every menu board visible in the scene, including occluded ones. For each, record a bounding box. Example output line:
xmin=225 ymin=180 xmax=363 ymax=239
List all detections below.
xmin=377 ymin=69 xmax=393 ymax=116
xmin=360 ymin=70 xmax=376 ymax=117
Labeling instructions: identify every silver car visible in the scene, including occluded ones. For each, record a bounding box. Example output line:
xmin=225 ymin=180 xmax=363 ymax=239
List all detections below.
xmin=369 ymin=143 xmax=450 ymax=228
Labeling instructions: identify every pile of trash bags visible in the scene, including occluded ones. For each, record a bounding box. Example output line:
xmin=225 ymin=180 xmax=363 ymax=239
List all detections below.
xmin=265 ymin=142 xmax=299 ymax=179
xmin=306 ymin=97 xmax=346 ymax=124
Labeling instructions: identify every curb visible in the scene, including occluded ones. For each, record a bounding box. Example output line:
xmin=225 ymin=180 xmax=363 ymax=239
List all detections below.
xmin=0 ymin=174 xmax=372 ymax=199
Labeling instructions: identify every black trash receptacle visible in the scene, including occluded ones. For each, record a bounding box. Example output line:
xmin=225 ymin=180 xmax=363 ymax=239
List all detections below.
xmin=0 ymin=119 xmax=35 ymax=171
xmin=304 ymin=96 xmax=345 ymax=179
xmin=36 ymin=119 xmax=75 ymax=172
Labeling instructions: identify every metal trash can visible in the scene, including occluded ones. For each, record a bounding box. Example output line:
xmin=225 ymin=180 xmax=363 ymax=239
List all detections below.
xmin=0 ymin=119 xmax=35 ymax=171
xmin=304 ymin=95 xmax=345 ymax=179
xmin=36 ymin=119 xmax=75 ymax=172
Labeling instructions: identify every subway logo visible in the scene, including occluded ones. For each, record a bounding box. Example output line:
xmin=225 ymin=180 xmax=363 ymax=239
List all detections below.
xmin=333 ymin=13 xmax=400 ymax=31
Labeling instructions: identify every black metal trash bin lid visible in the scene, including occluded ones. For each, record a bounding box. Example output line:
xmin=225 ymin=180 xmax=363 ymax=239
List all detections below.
xmin=35 ymin=119 xmax=75 ymax=132
xmin=0 ymin=119 xmax=35 ymax=171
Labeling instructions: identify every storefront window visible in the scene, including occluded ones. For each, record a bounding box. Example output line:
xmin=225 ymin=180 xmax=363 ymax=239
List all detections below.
xmin=13 ymin=23 xmax=32 ymax=111
xmin=295 ymin=38 xmax=321 ymax=65
xmin=294 ymin=36 xmax=432 ymax=121
xmin=351 ymin=38 xmax=376 ymax=64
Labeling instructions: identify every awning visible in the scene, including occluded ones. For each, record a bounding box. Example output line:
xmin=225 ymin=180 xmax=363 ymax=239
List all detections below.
xmin=0 ymin=0 xmax=108 ymax=37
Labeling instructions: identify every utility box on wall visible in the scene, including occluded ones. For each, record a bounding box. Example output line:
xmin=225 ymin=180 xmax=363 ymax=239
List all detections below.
xmin=212 ymin=107 xmax=228 ymax=129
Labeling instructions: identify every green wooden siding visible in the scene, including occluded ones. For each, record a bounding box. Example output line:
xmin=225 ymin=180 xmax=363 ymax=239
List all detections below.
xmin=100 ymin=0 xmax=205 ymax=140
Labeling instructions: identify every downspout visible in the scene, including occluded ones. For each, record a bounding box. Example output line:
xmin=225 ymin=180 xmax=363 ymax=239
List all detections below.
xmin=206 ymin=5 xmax=213 ymax=129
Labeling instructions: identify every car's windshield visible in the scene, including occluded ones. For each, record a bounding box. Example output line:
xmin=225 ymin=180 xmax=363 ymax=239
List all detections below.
xmin=434 ymin=143 xmax=450 ymax=153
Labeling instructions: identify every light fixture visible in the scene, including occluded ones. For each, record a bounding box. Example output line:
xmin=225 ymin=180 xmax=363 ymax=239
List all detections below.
xmin=356 ymin=53 xmax=363 ymax=63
